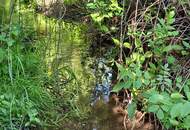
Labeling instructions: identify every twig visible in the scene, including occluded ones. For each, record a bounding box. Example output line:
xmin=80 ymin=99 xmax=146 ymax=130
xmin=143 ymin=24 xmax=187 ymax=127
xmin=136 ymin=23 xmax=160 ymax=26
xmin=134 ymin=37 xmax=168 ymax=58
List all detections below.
xmin=123 ymin=114 xmax=127 ymax=130
xmin=119 ymin=0 xmax=126 ymax=62
xmin=180 ymin=70 xmax=190 ymax=92
xmin=137 ymin=112 xmax=146 ymax=122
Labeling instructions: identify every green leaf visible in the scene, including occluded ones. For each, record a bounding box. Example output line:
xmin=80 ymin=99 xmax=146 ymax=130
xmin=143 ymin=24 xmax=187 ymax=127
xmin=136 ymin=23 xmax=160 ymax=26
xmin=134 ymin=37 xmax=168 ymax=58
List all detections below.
xmin=131 ymin=53 xmax=140 ymax=61
xmin=124 ymin=81 xmax=132 ymax=89
xmin=144 ymin=51 xmax=152 ymax=58
xmin=169 ymin=119 xmax=179 ymax=126
xmin=148 ymin=105 xmax=159 ymax=112
xmin=127 ymin=102 xmax=136 ymax=119
xmin=149 ymin=63 xmax=156 ymax=70
xmin=166 ymin=10 xmax=175 ymax=24
xmin=143 ymin=88 xmax=157 ymax=98
xmin=163 ymin=45 xmax=183 ymax=52
xmin=116 ymin=63 xmax=128 ymax=80
xmin=182 ymin=50 xmax=189 ymax=55
xmin=183 ymin=116 xmax=190 ymax=128
xmin=108 ymin=12 xmax=113 ymax=17
xmin=135 ymin=68 xmax=142 ymax=77
xmin=135 ymin=38 xmax=141 ymax=48
xmin=25 ymin=122 xmax=30 ymax=127
xmin=100 ymin=25 xmax=109 ymax=32
xmin=158 ymin=18 xmax=165 ymax=26
xmin=112 ymin=38 xmax=120 ymax=46
xmin=91 ymin=13 xmax=103 ymax=22
xmin=86 ymin=3 xmax=96 ymax=9
xmin=134 ymin=78 xmax=142 ymax=89
xmin=171 ymin=92 xmax=183 ymax=99
xmin=184 ymin=85 xmax=190 ymax=99
xmin=6 ymin=38 xmax=15 ymax=47
xmin=149 ymin=94 xmax=164 ymax=104
xmin=33 ymin=117 xmax=41 ymax=124
xmin=167 ymin=56 xmax=176 ymax=64
xmin=170 ymin=103 xmax=182 ymax=118
xmin=168 ymin=10 xmax=175 ymax=18
xmin=169 ymin=31 xmax=179 ymax=36
xmin=186 ymin=92 xmax=190 ymax=101
xmin=112 ymin=82 xmax=126 ymax=92
xmin=110 ymin=26 xmax=117 ymax=32
xmin=140 ymin=55 xmax=145 ymax=63
xmin=0 ymin=34 xmax=6 ymax=41
xmin=160 ymin=93 xmax=173 ymax=105
xmin=116 ymin=62 xmax=126 ymax=73
xmin=123 ymin=42 xmax=131 ymax=48
xmin=143 ymin=79 xmax=150 ymax=85
xmin=157 ymin=109 xmax=164 ymax=120
xmin=144 ymin=71 xmax=151 ymax=79
xmin=167 ymin=17 xmax=175 ymax=25
xmin=176 ymin=76 xmax=182 ymax=83
xmin=12 ymin=29 xmax=20 ymax=36
xmin=180 ymin=102 xmax=190 ymax=117
xmin=161 ymin=105 xmax=170 ymax=112
xmin=183 ymin=41 xmax=190 ymax=48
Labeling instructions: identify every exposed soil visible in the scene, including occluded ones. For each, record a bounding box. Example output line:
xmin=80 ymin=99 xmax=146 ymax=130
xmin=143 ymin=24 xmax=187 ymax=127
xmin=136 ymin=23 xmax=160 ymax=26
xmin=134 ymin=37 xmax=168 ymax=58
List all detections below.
xmin=90 ymin=90 xmax=156 ymax=130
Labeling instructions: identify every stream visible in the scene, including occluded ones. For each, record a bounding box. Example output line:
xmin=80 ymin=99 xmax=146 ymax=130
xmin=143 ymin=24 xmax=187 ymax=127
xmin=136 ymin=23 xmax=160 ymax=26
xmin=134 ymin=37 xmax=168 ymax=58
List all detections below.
xmin=0 ymin=1 xmax=167 ymax=130
xmin=4 ymin=1 xmax=118 ymax=129
xmin=34 ymin=13 xmax=116 ymax=130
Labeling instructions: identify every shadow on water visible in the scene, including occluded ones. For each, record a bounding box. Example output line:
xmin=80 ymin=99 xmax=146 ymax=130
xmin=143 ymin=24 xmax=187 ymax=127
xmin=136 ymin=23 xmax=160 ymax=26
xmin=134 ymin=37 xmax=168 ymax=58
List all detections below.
xmin=35 ymin=15 xmax=122 ymax=130
xmin=14 ymin=4 xmax=122 ymax=129
xmin=1 ymin=1 xmax=157 ymax=129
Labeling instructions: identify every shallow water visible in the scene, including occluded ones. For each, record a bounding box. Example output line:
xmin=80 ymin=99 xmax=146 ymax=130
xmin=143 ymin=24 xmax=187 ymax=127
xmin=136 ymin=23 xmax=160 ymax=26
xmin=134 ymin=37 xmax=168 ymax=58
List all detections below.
xmin=0 ymin=1 xmax=118 ymax=130
xmin=19 ymin=6 xmax=116 ymax=130
xmin=36 ymin=17 xmax=117 ymax=130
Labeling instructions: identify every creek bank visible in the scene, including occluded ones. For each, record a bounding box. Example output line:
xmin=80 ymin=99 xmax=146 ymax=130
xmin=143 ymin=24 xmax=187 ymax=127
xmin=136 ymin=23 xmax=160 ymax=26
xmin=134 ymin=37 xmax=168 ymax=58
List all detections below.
xmin=35 ymin=0 xmax=88 ymax=22
xmin=33 ymin=1 xmax=157 ymax=129
xmin=35 ymin=0 xmax=190 ymax=129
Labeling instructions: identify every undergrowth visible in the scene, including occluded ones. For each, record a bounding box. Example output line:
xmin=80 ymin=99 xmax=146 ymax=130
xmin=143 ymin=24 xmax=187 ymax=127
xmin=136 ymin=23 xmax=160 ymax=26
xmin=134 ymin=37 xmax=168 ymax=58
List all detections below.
xmin=0 ymin=22 xmax=55 ymax=129
xmin=1 ymin=0 xmax=190 ymax=129
xmin=0 ymin=1 xmax=92 ymax=129
xmin=86 ymin=0 xmax=190 ymax=129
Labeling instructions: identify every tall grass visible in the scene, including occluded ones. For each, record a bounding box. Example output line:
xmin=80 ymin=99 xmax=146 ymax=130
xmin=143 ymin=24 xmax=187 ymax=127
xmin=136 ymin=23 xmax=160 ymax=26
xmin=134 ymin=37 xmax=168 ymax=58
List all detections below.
xmin=0 ymin=0 xmax=57 ymax=129
xmin=0 ymin=0 xmax=94 ymax=129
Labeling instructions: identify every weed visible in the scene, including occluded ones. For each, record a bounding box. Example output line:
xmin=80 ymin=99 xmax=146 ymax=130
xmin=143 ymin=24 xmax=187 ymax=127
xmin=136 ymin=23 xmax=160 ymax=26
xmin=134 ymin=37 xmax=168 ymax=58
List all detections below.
xmin=86 ymin=0 xmax=190 ymax=129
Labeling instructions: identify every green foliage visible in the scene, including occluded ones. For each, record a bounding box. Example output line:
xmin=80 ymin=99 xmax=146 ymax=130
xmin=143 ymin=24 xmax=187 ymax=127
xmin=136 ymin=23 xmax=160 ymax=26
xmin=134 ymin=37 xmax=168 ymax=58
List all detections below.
xmin=1 ymin=85 xmax=39 ymax=129
xmin=112 ymin=62 xmax=151 ymax=92
xmin=112 ymin=9 xmax=190 ymax=129
xmin=3 ymin=0 xmax=190 ymax=129
xmin=144 ymin=86 xmax=190 ymax=129
xmin=86 ymin=0 xmax=122 ymax=32
xmin=0 ymin=24 xmax=41 ymax=80
xmin=156 ymin=64 xmax=173 ymax=92
xmin=127 ymin=102 xmax=137 ymax=119
xmin=86 ymin=1 xmax=190 ymax=129
xmin=0 ymin=22 xmax=56 ymax=129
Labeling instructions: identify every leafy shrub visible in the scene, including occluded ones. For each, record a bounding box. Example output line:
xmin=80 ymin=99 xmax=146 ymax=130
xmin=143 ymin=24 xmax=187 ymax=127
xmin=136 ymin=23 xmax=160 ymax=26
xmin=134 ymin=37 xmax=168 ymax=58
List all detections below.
xmin=86 ymin=0 xmax=190 ymax=128
xmin=86 ymin=0 xmax=122 ymax=32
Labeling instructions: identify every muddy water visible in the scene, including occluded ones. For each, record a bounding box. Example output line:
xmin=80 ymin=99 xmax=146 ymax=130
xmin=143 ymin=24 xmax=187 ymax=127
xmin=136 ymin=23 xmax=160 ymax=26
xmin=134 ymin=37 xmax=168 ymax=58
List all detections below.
xmin=34 ymin=15 xmax=111 ymax=130
xmin=0 ymin=1 xmax=119 ymax=129
xmin=34 ymin=16 xmax=155 ymax=130
xmin=36 ymin=18 xmax=119 ymax=130
xmin=19 ymin=5 xmax=117 ymax=129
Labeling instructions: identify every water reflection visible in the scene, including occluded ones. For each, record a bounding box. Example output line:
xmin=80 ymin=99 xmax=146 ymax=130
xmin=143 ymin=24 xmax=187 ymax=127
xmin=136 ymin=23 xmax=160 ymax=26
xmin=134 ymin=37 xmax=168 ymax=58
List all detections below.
xmin=35 ymin=14 xmax=119 ymax=130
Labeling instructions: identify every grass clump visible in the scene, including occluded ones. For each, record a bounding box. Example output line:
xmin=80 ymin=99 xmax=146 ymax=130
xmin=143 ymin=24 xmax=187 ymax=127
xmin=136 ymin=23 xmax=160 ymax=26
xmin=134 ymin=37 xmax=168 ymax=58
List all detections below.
xmin=0 ymin=21 xmax=57 ymax=129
